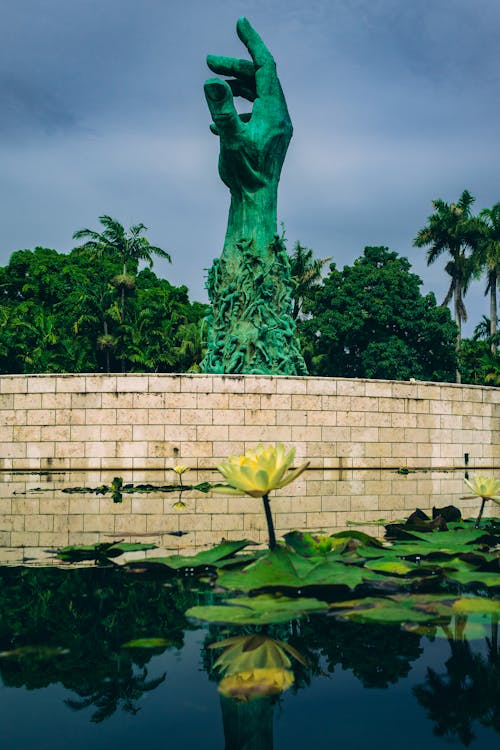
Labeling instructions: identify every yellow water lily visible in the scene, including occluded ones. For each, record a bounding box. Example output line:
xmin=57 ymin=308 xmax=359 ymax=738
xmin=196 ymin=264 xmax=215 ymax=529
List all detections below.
xmin=463 ymin=475 xmax=500 ymax=503
xmin=218 ymin=668 xmax=294 ymax=701
xmin=463 ymin=475 xmax=500 ymax=528
xmin=172 ymin=465 xmax=190 ymax=475
xmin=216 ymin=443 xmax=309 ymax=498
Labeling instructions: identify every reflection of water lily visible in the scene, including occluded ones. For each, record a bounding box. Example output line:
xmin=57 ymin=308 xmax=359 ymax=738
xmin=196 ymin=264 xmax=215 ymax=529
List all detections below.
xmin=172 ymin=465 xmax=190 ymax=475
xmin=215 ymin=444 xmax=309 ymax=550
xmin=218 ymin=668 xmax=294 ymax=701
xmin=463 ymin=475 xmax=500 ymax=527
xmin=216 ymin=444 xmax=308 ymax=498
xmin=172 ymin=500 xmax=187 ymax=511
xmin=210 ymin=634 xmax=305 ymax=701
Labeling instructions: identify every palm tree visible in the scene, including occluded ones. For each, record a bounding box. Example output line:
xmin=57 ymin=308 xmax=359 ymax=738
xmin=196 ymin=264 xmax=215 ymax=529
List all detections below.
xmin=413 ymin=190 xmax=482 ymax=382
xmin=478 ymin=204 xmax=500 ymax=353
xmin=73 ymin=216 xmax=171 ymax=325
xmin=289 ymin=242 xmax=331 ymax=319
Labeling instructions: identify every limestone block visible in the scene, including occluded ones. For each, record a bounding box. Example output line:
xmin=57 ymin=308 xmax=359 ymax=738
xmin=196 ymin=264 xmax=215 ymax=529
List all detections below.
xmin=83 ymin=514 xmax=114 ymax=532
xmin=336 ymin=380 xmax=366 ymax=396
xmin=351 ymin=495 xmax=379 ymax=511
xmin=307 ymin=410 xmax=336 ymax=426
xmin=132 ymin=392 xmax=165 ymax=409
xmin=71 ymin=393 xmax=102 ymax=409
xmin=85 ymin=409 xmax=117 ymax=425
xmin=336 ymin=442 xmax=365 ymax=458
xmin=114 ymin=515 xmax=148 ymax=533
xmin=131 ymin=497 xmax=164 ymax=514
xmin=41 ymin=425 xmax=71 ymax=442
xmin=321 ymin=495 xmax=350 ymax=511
xmin=180 ymin=375 xmax=214 ymax=393
xmin=69 ymin=497 xmax=100 ymax=514
xmin=366 ymin=381 xmax=392 ymax=397
xmin=212 ymin=441 xmax=245 ymax=460
xmin=146 ymin=512 xmax=181 ymax=539
xmin=56 ymin=375 xmax=87 ymax=392
xmin=306 ymin=378 xmax=337 ymax=395
xmin=197 ymin=424 xmax=230 ymax=441
xmin=1 ymin=376 xmax=27 ymax=393
xmin=181 ymin=408 xmax=213 ymax=425
xmin=243 ymin=375 xmax=276 ymax=393
xmin=27 ymin=376 xmax=56 ymax=393
xmin=116 ymin=375 xmax=149 ymax=392
xmin=211 ymin=514 xmax=244 ymax=530
xmin=86 ymin=441 xmax=117 ymax=458
xmin=365 ymin=412 xmax=392 ymax=427
xmin=391 ymin=413 xmax=417 ymax=428
xmin=132 ymin=457 xmax=166 ymax=469
xmin=57 ymin=408 xmax=86 ymax=425
xmin=212 ymin=409 xmax=245 ymax=425
xmin=84 ymin=375 xmax=118 ymax=392
xmin=11 ymin=531 xmax=40 ymax=545
xmin=1 ymin=409 xmax=27 ymax=426
xmin=179 ymin=441 xmax=213 ymax=458
xmin=41 ymin=393 xmax=72 ymax=409
xmin=39 ymin=497 xmax=70 ymax=514
xmin=246 ymin=408 xmax=277 ymax=426
xmin=196 ymin=496 xmax=228 ymax=514
xmin=148 ymin=375 xmax=182 ymax=392
xmin=100 ymin=425 xmax=133 ymax=441
xmin=27 ymin=442 xmax=56 ymax=458
xmin=430 ymin=399 xmax=453 ymax=415
xmin=14 ymin=393 xmax=42 ymax=410
xmin=292 ymin=425 xmax=322 ymax=442
xmin=275 ymin=512 xmax=306 ymax=529
xmin=132 ymin=424 xmax=164 ymax=441
xmin=351 ymin=426 xmax=379 ymax=442
xmin=55 ymin=442 xmax=85 ymax=459
xmin=321 ymin=426 xmax=350 ymax=441
xmin=260 ymin=394 xmax=292 ymax=410
xmin=229 ymin=424 xmax=292 ymax=442
xmin=117 ymin=408 xmax=148 ymax=425
xmin=229 ymin=393 xmax=262 ymax=410
xmin=25 ymin=514 xmax=54 ymax=532
xmin=304 ymin=511 xmax=337 ymax=529
xmin=276 ymin=377 xmax=307 ymax=394
xmin=337 ymin=411 xmax=365 ymax=426
xmin=199 ymin=392 xmax=230 ymax=409
xmin=379 ymin=397 xmax=405 ymax=413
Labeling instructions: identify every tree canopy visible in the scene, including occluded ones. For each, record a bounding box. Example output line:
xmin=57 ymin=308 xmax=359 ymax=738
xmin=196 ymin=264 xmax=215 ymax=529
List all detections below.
xmin=299 ymin=246 xmax=457 ymax=382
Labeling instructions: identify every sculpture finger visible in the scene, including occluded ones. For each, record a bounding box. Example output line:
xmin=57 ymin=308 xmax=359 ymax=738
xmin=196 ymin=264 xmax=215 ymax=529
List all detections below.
xmin=207 ymin=55 xmax=255 ymax=81
xmin=236 ymin=17 xmax=273 ymax=68
xmin=204 ymin=78 xmax=243 ymax=140
xmin=236 ymin=17 xmax=283 ymax=100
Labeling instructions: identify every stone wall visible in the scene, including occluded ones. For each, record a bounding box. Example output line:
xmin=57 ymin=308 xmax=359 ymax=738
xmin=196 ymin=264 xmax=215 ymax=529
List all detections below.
xmin=0 ymin=373 xmax=498 ymax=551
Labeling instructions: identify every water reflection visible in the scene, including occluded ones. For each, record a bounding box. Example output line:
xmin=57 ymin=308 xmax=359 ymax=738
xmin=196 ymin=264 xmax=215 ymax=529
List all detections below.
xmin=414 ymin=616 xmax=500 ymax=746
xmin=0 ymin=566 xmax=499 ymax=748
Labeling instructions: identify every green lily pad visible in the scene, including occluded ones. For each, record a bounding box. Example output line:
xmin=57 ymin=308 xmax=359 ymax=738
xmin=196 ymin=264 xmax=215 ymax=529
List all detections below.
xmin=130 ymin=540 xmax=255 ymax=571
xmin=186 ymin=594 xmax=327 ymax=625
xmin=363 ymin=557 xmax=419 ymax=576
xmin=283 ymin=531 xmax=347 ymax=556
xmin=329 ymin=596 xmax=439 ymax=625
xmin=57 ymin=541 xmax=157 ymax=561
xmin=443 ymin=569 xmax=500 ymax=588
xmin=121 ymin=638 xmax=171 ymax=649
xmin=216 ymin=547 xmax=383 ymax=593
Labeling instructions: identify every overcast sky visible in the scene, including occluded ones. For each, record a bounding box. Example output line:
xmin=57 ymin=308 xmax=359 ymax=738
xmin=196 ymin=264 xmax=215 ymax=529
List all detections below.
xmin=1 ymin=0 xmax=499 ymax=334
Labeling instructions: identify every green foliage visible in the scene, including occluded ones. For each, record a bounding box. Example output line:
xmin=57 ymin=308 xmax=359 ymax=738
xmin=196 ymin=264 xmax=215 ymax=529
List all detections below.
xmin=0 ymin=241 xmax=207 ymax=374
xmin=300 ymin=246 xmax=457 ymax=380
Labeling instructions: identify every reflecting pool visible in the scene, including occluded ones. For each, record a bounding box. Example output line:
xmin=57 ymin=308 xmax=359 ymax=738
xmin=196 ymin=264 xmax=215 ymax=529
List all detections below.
xmin=0 ymin=564 xmax=498 ymax=749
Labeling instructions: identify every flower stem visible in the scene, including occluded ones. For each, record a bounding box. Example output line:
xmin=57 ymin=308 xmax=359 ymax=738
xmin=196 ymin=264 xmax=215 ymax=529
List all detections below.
xmin=475 ymin=497 xmax=487 ymax=528
xmin=262 ymin=493 xmax=276 ymax=550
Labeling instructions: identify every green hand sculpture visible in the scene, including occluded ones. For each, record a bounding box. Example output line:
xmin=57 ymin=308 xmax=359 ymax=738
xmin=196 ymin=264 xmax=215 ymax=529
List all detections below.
xmin=200 ymin=18 xmax=307 ymax=376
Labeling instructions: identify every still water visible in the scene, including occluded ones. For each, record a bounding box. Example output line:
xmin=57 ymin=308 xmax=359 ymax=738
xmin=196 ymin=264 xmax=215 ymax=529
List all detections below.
xmin=0 ymin=565 xmax=498 ymax=750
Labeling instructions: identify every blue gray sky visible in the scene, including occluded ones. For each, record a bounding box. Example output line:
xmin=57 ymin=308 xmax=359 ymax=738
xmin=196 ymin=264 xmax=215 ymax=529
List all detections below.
xmin=1 ymin=0 xmax=499 ymax=334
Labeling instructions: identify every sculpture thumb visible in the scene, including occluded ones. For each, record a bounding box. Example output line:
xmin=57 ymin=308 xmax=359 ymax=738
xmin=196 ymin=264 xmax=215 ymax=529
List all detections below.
xmin=204 ymin=78 xmax=243 ymax=139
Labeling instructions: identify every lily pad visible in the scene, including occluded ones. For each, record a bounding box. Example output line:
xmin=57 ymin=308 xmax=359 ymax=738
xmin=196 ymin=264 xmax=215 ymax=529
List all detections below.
xmin=216 ymin=547 xmax=383 ymax=593
xmin=121 ymin=638 xmax=171 ymax=649
xmin=56 ymin=541 xmax=157 ymax=561
xmin=186 ymin=594 xmax=327 ymax=625
xmin=129 ymin=540 xmax=255 ymax=571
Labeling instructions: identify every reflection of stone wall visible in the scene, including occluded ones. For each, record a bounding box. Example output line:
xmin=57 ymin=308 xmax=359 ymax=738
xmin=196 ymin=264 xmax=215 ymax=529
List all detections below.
xmin=0 ymin=374 xmax=498 ymax=551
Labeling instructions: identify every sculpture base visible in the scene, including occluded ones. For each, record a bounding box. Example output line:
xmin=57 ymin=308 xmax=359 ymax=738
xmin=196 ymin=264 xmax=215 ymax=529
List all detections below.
xmin=200 ymin=238 xmax=307 ymax=375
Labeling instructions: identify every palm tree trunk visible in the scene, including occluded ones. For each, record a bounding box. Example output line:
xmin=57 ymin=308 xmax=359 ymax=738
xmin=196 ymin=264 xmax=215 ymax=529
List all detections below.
xmin=490 ymin=271 xmax=497 ymax=355
xmin=454 ymin=291 xmax=462 ymax=384
xmin=103 ymin=320 xmax=110 ymax=374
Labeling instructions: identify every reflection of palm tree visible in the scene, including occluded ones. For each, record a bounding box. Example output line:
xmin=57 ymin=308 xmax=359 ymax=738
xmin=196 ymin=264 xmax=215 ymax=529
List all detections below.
xmin=414 ymin=615 xmax=500 ymax=746
xmin=478 ymin=204 xmax=500 ymax=352
xmin=65 ymin=660 xmax=166 ymax=723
